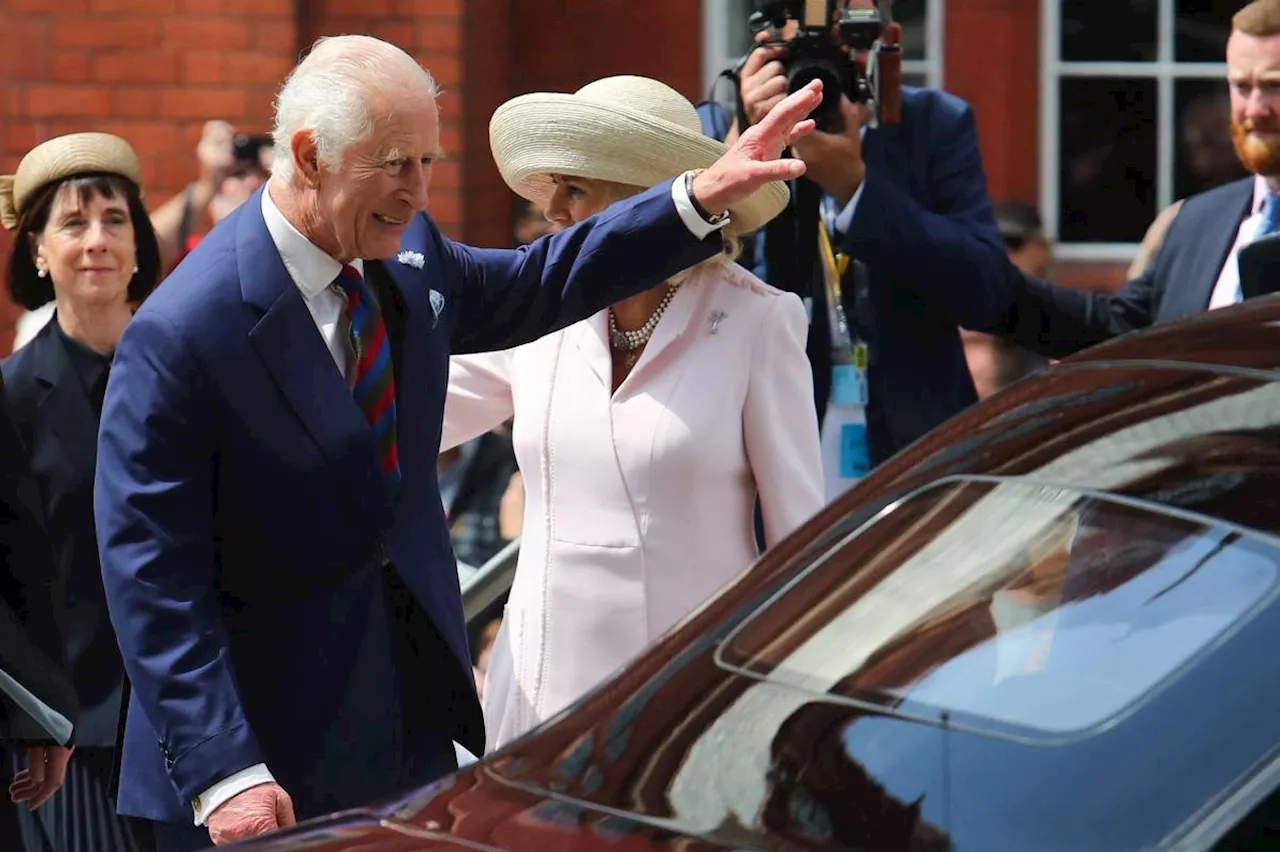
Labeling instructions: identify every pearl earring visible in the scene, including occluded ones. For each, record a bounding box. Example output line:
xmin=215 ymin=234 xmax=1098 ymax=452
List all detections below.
xmin=36 ymin=268 xmax=47 ymax=278
xmin=132 ymin=264 xmax=139 ymax=274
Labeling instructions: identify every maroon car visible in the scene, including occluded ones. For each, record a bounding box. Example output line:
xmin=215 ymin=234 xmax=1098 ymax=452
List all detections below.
xmin=227 ymin=297 xmax=1280 ymax=850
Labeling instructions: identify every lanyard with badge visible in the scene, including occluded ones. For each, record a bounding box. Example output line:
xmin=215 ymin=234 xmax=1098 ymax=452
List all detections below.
xmin=817 ymin=211 xmax=872 ymax=497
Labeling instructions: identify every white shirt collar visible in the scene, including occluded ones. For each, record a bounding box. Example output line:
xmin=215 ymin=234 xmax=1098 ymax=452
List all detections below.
xmin=260 ymin=180 xmax=363 ymax=301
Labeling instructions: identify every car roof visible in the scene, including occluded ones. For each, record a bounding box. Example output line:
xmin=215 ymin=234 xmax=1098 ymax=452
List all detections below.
xmin=832 ymin=295 xmax=1280 ymax=542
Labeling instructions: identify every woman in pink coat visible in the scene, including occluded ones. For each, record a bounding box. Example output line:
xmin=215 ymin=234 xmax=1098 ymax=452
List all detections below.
xmin=443 ymin=76 xmax=824 ymax=753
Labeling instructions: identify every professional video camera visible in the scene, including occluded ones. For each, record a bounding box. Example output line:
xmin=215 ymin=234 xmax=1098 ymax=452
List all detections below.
xmin=749 ymin=0 xmax=901 ymax=130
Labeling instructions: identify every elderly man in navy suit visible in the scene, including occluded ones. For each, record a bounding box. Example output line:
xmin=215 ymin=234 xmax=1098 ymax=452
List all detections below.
xmin=93 ymin=34 xmax=822 ymax=851
xmin=995 ymin=0 xmax=1280 ymax=355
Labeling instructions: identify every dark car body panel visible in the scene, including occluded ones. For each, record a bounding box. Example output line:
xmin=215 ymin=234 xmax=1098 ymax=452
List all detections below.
xmin=230 ymin=298 xmax=1280 ymax=850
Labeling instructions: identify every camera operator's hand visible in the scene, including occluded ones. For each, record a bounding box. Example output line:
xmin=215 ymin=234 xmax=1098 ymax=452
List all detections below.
xmin=739 ymin=39 xmax=790 ymax=129
xmin=790 ymin=96 xmax=869 ymax=207
xmin=196 ymin=120 xmax=236 ymax=190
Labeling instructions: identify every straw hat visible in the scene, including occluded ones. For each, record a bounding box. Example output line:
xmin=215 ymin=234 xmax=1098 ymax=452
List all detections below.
xmin=0 ymin=133 xmax=144 ymax=231
xmin=489 ymin=76 xmax=790 ymax=235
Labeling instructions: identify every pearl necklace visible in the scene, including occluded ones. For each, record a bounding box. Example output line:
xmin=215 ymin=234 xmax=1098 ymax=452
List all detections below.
xmin=608 ymin=283 xmax=680 ymax=368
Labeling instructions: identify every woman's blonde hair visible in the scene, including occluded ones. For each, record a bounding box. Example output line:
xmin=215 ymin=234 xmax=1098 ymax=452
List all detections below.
xmin=589 ymin=178 xmax=744 ymax=283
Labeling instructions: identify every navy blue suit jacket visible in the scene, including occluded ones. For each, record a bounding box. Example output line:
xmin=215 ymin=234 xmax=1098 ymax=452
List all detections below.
xmin=699 ymin=86 xmax=1008 ymax=464
xmin=94 ymin=181 xmax=717 ymax=823
xmin=992 ymin=177 xmax=1254 ymax=358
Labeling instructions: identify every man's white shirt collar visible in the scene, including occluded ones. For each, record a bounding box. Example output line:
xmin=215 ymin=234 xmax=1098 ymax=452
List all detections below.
xmin=260 ymin=180 xmax=364 ymax=300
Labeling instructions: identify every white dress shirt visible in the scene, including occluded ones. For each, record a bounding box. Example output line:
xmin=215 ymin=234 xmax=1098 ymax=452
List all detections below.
xmin=1209 ymin=175 xmax=1269 ymax=310
xmin=192 ymin=174 xmax=723 ymax=825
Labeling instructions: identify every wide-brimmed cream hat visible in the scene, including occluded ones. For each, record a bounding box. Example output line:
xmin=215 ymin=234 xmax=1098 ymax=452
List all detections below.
xmin=0 ymin=132 xmax=144 ymax=231
xmin=489 ymin=75 xmax=790 ymax=235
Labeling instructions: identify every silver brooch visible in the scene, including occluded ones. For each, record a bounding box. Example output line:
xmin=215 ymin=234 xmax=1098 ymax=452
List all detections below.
xmin=708 ymin=310 xmax=727 ymax=334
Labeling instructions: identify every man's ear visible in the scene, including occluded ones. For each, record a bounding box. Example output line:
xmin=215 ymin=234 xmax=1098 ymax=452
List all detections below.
xmin=292 ymin=130 xmax=323 ymax=187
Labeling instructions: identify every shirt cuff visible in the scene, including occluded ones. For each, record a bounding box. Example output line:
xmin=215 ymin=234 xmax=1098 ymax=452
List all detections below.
xmin=192 ymin=763 xmax=274 ymax=826
xmin=671 ymin=171 xmax=730 ymax=241
xmin=833 ymin=177 xmax=867 ymax=237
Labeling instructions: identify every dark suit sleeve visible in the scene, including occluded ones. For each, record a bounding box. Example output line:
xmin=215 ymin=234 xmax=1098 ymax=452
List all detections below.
xmin=0 ymin=369 xmax=78 ymax=746
xmin=839 ymin=99 xmax=1012 ymax=330
xmin=984 ymin=268 xmax=1158 ymax=359
xmin=94 ymin=310 xmax=264 ymax=801
xmin=446 ymin=181 xmax=720 ymax=354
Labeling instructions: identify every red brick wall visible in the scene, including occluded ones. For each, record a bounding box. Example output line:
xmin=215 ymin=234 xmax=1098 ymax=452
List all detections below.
xmin=945 ymin=0 xmax=1129 ymax=292
xmin=510 ymin=0 xmax=701 ymax=103
xmin=0 ymin=0 xmax=297 ymax=352
xmin=945 ymin=0 xmax=1039 ymax=207
xmin=459 ymin=0 xmax=514 ymax=248
xmin=477 ymin=0 xmax=702 ymax=248
xmin=300 ymin=0 xmax=467 ymax=237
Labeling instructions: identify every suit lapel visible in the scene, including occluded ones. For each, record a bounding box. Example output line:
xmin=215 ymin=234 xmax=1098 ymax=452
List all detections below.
xmin=31 ymin=322 xmax=98 ymax=483
xmin=572 ymin=272 xmax=705 ymax=393
xmin=1169 ymin=180 xmax=1254 ymax=318
xmin=236 ymin=197 xmax=377 ymax=487
xmin=573 ymin=311 xmax=613 ymax=388
xmin=619 ymin=273 xmax=702 ymax=391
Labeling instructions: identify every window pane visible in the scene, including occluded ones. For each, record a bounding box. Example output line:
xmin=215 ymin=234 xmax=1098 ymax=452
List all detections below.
xmin=1175 ymin=78 xmax=1249 ymax=200
xmin=721 ymin=479 xmax=1279 ymax=737
xmin=901 ymin=71 xmax=928 ymax=88
xmin=1058 ymin=78 xmax=1158 ymax=243
xmin=890 ymin=0 xmax=929 ymax=61
xmin=1061 ymin=0 xmax=1158 ymax=62
xmin=1176 ymin=0 xmax=1249 ymax=63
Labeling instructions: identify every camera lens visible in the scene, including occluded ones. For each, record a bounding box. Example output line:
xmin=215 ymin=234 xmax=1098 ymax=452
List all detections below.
xmin=786 ymin=60 xmax=843 ymax=128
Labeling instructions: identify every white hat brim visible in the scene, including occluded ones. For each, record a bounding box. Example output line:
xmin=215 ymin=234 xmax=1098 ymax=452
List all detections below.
xmin=489 ymin=93 xmax=789 ymax=235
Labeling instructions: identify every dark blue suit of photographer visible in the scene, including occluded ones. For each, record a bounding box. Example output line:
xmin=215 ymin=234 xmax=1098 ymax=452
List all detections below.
xmin=699 ymin=71 xmax=1009 ymax=471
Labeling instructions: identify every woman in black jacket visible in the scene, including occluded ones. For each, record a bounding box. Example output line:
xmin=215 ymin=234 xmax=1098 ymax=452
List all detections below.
xmin=0 ymin=132 xmax=158 ymax=852
xmin=0 ymin=363 xmax=77 ymax=810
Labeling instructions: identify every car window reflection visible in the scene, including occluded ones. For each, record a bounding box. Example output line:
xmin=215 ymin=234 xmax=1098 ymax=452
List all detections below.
xmin=719 ymin=479 xmax=1280 ymax=739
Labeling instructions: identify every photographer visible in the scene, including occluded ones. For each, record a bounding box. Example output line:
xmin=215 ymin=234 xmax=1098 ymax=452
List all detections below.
xmin=701 ymin=0 xmax=1010 ymax=501
xmin=149 ymin=120 xmax=272 ymax=273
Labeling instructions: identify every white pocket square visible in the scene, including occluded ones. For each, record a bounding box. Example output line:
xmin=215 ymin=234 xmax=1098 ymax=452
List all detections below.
xmin=429 ymin=289 xmax=445 ymax=327
xmin=397 ymin=250 xmax=425 ymax=269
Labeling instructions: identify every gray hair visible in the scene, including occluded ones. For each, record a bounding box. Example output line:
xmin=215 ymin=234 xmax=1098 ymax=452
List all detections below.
xmin=270 ymin=35 xmax=440 ymax=180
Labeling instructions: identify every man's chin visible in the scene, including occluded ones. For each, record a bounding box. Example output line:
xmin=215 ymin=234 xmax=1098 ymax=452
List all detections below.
xmin=1233 ymin=134 xmax=1280 ymax=176
xmin=361 ymin=232 xmax=408 ymax=260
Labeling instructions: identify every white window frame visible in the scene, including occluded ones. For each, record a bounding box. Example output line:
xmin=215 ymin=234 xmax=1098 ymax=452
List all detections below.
xmin=700 ymin=0 xmax=945 ymax=101
xmin=1039 ymin=0 xmax=1226 ymax=261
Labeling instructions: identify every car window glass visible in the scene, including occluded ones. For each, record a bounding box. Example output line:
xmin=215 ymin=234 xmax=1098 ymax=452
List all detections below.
xmin=719 ymin=478 xmax=1280 ymax=739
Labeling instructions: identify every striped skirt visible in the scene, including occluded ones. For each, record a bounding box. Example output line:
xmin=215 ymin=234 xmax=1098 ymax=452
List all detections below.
xmin=9 ymin=746 xmax=152 ymax=852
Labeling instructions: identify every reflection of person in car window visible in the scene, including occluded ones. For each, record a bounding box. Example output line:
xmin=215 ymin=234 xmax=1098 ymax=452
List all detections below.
xmin=759 ymin=700 xmax=951 ymax=851
xmin=838 ymin=504 xmax=1186 ymax=699
xmin=1118 ymin=427 xmax=1280 ymax=536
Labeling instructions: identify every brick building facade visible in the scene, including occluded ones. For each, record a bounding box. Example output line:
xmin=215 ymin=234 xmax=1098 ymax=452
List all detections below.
xmin=0 ymin=1 xmax=1241 ymax=351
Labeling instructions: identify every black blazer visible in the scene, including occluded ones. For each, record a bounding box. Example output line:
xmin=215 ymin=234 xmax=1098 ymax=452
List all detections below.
xmin=995 ymin=178 xmax=1256 ymax=358
xmin=3 ymin=320 xmax=122 ymax=747
xmin=0 ymin=365 xmax=78 ymax=745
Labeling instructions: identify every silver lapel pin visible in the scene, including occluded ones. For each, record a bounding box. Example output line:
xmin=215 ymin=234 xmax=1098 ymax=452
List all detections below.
xmin=708 ymin=310 xmax=727 ymax=334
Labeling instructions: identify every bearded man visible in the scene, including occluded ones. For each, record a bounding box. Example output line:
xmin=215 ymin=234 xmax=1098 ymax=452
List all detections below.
xmin=985 ymin=0 xmax=1280 ymax=357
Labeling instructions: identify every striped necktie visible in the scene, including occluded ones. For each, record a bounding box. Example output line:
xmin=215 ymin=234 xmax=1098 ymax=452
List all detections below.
xmin=334 ymin=264 xmax=402 ymax=494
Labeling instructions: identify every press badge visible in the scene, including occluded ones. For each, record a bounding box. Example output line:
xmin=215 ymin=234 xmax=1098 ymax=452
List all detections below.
xmin=830 ymin=364 xmax=859 ymax=406
xmin=830 ymin=342 xmax=870 ymax=407
xmin=839 ymin=423 xmax=871 ymax=479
